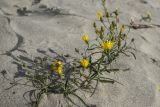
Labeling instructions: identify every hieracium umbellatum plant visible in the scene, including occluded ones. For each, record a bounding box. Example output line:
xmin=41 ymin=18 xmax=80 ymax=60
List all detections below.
xmin=11 ymin=0 xmax=136 ymax=107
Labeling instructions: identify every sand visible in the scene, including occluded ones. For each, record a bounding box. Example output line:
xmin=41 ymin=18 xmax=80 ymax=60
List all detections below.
xmin=0 ymin=0 xmax=160 ymax=107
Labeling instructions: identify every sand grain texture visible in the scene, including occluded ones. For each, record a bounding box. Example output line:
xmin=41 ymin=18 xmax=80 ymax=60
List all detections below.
xmin=0 ymin=0 xmax=160 ymax=107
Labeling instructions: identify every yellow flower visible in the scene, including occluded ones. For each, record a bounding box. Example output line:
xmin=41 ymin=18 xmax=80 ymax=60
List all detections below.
xmin=97 ymin=10 xmax=103 ymax=20
xmin=55 ymin=61 xmax=62 ymax=66
xmin=52 ymin=61 xmax=63 ymax=76
xmin=147 ymin=10 xmax=152 ymax=17
xmin=80 ymin=59 xmax=89 ymax=69
xmin=57 ymin=67 xmax=63 ymax=76
xmin=82 ymin=34 xmax=89 ymax=43
xmin=101 ymin=41 xmax=114 ymax=50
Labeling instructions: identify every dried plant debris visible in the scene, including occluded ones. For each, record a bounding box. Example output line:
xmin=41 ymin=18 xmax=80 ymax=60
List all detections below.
xmin=32 ymin=0 xmax=42 ymax=5
xmin=140 ymin=0 xmax=148 ymax=4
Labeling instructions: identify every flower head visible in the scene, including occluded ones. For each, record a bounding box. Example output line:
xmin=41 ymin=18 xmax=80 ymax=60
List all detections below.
xmin=147 ymin=10 xmax=152 ymax=18
xmin=57 ymin=66 xmax=62 ymax=76
xmin=52 ymin=61 xmax=63 ymax=76
xmin=80 ymin=59 xmax=89 ymax=69
xmin=101 ymin=41 xmax=114 ymax=50
xmin=82 ymin=34 xmax=89 ymax=43
xmin=120 ymin=25 xmax=125 ymax=33
xmin=97 ymin=10 xmax=103 ymax=20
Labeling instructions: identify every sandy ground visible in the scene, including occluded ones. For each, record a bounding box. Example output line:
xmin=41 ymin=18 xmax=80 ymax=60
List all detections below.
xmin=0 ymin=0 xmax=160 ymax=107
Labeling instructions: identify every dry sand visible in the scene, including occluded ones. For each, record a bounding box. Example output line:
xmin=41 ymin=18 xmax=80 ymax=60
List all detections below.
xmin=0 ymin=0 xmax=160 ymax=107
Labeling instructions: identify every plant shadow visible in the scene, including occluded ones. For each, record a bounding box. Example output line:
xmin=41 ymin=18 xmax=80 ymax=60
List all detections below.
xmin=4 ymin=48 xmax=95 ymax=107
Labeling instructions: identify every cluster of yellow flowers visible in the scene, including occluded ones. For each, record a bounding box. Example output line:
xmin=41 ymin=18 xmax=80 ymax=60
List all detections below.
xmin=51 ymin=9 xmax=126 ymax=77
xmin=51 ymin=33 xmax=91 ymax=75
xmin=82 ymin=33 xmax=114 ymax=50
xmin=52 ymin=59 xmax=89 ymax=75
xmin=52 ymin=61 xmax=63 ymax=76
